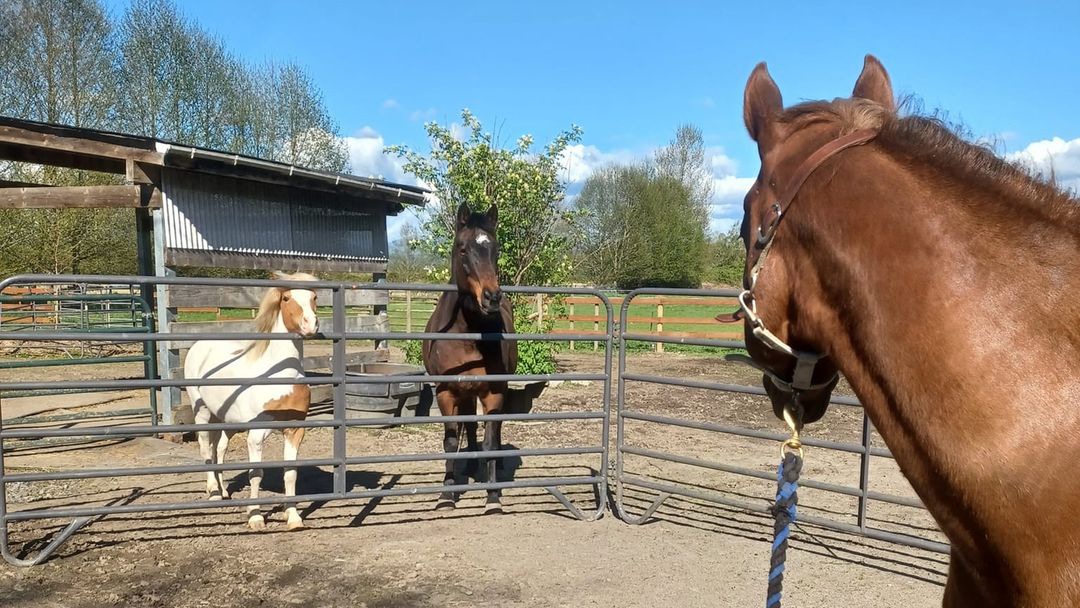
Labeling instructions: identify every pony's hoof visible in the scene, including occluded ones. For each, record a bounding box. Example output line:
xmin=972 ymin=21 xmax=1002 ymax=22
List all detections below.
xmin=287 ymin=519 xmax=305 ymax=531
xmin=484 ymin=500 xmax=503 ymax=515
xmin=247 ymin=514 xmax=266 ymax=530
xmin=435 ymin=498 xmax=456 ymax=510
xmin=207 ymin=493 xmax=223 ymax=502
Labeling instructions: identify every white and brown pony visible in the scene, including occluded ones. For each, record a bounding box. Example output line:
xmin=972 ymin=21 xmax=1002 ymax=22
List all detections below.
xmin=184 ymin=272 xmax=320 ymax=530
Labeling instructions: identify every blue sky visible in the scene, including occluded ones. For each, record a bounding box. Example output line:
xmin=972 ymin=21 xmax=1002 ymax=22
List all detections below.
xmin=107 ymin=0 xmax=1080 ymax=238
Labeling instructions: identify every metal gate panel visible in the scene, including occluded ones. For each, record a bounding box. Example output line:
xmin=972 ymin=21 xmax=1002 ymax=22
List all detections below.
xmin=0 ymin=275 xmax=613 ymax=566
xmin=613 ymin=287 xmax=949 ymax=554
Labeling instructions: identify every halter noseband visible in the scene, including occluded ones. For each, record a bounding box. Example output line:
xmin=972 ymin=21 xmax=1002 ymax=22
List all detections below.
xmin=729 ymin=128 xmax=879 ymax=402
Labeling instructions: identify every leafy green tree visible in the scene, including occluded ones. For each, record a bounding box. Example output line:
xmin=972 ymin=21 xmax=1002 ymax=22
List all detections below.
xmin=388 ymin=109 xmax=583 ymax=287
xmin=388 ymin=110 xmax=583 ymax=372
xmin=709 ymin=225 xmax=746 ymax=287
xmin=575 ymin=125 xmax=711 ymax=289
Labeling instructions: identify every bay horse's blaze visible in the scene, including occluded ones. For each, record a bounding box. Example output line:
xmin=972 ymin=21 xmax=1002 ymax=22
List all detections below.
xmin=423 ymin=203 xmax=518 ymax=512
xmin=736 ymin=55 xmax=1080 ymax=606
xmin=184 ymin=272 xmax=320 ymax=531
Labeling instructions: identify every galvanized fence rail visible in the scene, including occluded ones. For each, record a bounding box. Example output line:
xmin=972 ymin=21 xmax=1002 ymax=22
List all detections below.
xmin=0 ymin=288 xmax=158 ymax=421
xmin=613 ymin=287 xmax=950 ymax=555
xmin=0 ymin=274 xmax=613 ymax=566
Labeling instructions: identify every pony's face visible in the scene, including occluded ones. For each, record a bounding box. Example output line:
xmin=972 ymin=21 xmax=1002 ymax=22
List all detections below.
xmin=281 ymin=288 xmax=319 ymax=337
xmin=452 ymin=203 xmax=503 ymax=316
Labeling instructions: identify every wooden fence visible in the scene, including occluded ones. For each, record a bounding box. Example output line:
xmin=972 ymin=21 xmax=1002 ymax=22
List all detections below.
xmin=383 ymin=291 xmax=742 ymax=353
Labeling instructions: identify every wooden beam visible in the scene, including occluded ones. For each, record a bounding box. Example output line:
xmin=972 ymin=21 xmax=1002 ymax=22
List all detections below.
xmin=0 ymin=124 xmax=163 ymax=166
xmin=171 ymin=349 xmax=391 ymax=379
xmin=165 ymin=314 xmax=389 ymax=348
xmin=0 ymin=185 xmax=160 ymax=209
xmin=164 ymin=249 xmax=388 ymax=274
xmin=0 ymin=142 xmax=126 ymax=173
xmin=166 ymin=285 xmax=388 ymax=308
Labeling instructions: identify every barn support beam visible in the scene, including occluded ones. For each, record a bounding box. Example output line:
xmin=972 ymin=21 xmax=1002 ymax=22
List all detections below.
xmin=152 ymin=206 xmax=182 ymax=428
xmin=0 ymin=184 xmax=160 ymax=209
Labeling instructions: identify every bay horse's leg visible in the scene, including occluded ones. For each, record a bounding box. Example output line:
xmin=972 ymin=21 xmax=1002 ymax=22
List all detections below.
xmin=479 ymin=389 xmax=506 ymax=514
xmin=282 ymin=427 xmax=306 ymax=530
xmin=245 ymin=428 xmax=272 ymax=530
xmin=435 ymin=388 xmax=460 ymax=510
xmin=464 ymin=418 xmax=479 ymax=478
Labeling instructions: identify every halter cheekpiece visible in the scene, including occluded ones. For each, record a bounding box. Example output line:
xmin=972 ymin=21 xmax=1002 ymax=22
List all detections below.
xmin=728 ymin=128 xmax=879 ymax=407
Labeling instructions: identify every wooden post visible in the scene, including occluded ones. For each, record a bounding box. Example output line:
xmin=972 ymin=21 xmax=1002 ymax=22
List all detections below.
xmin=373 ymin=273 xmax=388 ymax=351
xmin=568 ymin=302 xmax=575 ymax=351
xmin=405 ymin=291 xmax=413 ymax=333
xmin=593 ymin=302 xmax=600 ymax=351
xmin=536 ymin=293 xmax=544 ymax=325
xmin=656 ymin=300 xmax=665 ymax=353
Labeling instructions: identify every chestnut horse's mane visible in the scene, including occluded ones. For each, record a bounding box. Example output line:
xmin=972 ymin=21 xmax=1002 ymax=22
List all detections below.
xmin=779 ymin=98 xmax=1080 ymax=231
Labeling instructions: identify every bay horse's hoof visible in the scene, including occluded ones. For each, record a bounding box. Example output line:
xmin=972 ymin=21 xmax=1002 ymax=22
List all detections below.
xmin=435 ymin=497 xmax=457 ymax=510
xmin=484 ymin=499 xmax=503 ymax=515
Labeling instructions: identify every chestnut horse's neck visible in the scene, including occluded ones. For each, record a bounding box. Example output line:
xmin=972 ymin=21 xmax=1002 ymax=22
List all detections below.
xmin=777 ymin=139 xmax=1080 ymax=604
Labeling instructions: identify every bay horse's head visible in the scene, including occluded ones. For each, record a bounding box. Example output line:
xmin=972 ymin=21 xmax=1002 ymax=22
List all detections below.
xmin=735 ymin=55 xmax=895 ymax=427
xmin=452 ymin=203 xmax=503 ymax=316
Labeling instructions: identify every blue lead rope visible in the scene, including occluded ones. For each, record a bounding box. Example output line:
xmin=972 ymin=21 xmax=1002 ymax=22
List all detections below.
xmin=767 ymin=451 xmax=802 ymax=608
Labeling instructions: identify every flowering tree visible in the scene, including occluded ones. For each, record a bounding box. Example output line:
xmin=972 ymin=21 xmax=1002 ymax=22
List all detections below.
xmin=387 ymin=109 xmax=582 ymax=287
xmin=387 ymin=110 xmax=583 ymax=373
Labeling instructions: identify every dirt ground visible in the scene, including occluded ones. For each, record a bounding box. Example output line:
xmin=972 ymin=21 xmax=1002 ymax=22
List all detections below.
xmin=0 ymin=350 xmax=949 ymax=607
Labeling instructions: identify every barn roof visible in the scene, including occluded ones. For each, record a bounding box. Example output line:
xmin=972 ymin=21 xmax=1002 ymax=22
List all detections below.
xmin=0 ymin=115 xmax=428 ymax=210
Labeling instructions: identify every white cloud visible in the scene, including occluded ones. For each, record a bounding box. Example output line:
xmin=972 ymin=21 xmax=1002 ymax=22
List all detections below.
xmin=381 ymin=98 xmax=399 ymax=110
xmin=342 ymin=126 xmax=412 ymax=184
xmin=341 ymin=127 xmax=428 ymax=242
xmin=558 ymin=143 xmax=641 ymax=184
xmin=1006 ymin=136 xmax=1080 ymax=193
xmin=409 ymin=107 xmax=438 ymax=122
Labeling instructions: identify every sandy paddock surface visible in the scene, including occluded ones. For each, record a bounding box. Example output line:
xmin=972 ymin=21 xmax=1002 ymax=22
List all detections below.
xmin=0 ymin=350 xmax=948 ymax=607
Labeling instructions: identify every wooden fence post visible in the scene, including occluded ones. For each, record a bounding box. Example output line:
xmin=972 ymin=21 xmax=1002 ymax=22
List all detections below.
xmin=535 ymin=293 xmax=544 ymax=326
xmin=656 ymin=300 xmax=664 ymax=353
xmin=569 ymin=301 xmax=575 ymax=351
xmin=593 ymin=302 xmax=600 ymax=351
xmin=405 ymin=291 xmax=413 ymax=333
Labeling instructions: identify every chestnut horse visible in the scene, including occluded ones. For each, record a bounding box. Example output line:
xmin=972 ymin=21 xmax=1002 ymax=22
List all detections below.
xmin=734 ymin=55 xmax=1080 ymax=607
xmin=423 ymin=203 xmax=518 ymax=513
xmin=184 ymin=272 xmax=320 ymax=530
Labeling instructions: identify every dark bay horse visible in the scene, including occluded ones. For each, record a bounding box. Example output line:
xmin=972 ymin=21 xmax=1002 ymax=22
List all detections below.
xmin=735 ymin=55 xmax=1080 ymax=607
xmin=423 ymin=203 xmax=518 ymax=513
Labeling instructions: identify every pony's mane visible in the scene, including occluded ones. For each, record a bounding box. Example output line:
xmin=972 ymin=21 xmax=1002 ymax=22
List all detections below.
xmin=779 ymin=98 xmax=1080 ymax=228
xmin=249 ymin=271 xmax=318 ymax=359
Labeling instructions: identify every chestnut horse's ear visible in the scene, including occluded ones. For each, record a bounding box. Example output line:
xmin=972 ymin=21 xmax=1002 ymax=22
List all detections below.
xmin=743 ymin=62 xmax=784 ymax=145
xmin=852 ymin=54 xmax=895 ymax=111
xmin=456 ymin=203 xmax=471 ymax=230
xmin=486 ymin=203 xmax=498 ymax=229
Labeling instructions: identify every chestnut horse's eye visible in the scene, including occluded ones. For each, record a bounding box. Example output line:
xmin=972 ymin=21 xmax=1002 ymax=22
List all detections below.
xmin=282 ymin=294 xmax=291 ymax=302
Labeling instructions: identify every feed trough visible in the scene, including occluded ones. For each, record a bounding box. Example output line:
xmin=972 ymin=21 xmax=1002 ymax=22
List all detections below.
xmin=344 ymin=362 xmax=432 ymax=425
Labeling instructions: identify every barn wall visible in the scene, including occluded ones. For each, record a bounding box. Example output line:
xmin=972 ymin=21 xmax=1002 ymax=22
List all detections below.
xmin=160 ymin=169 xmax=389 ymax=266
